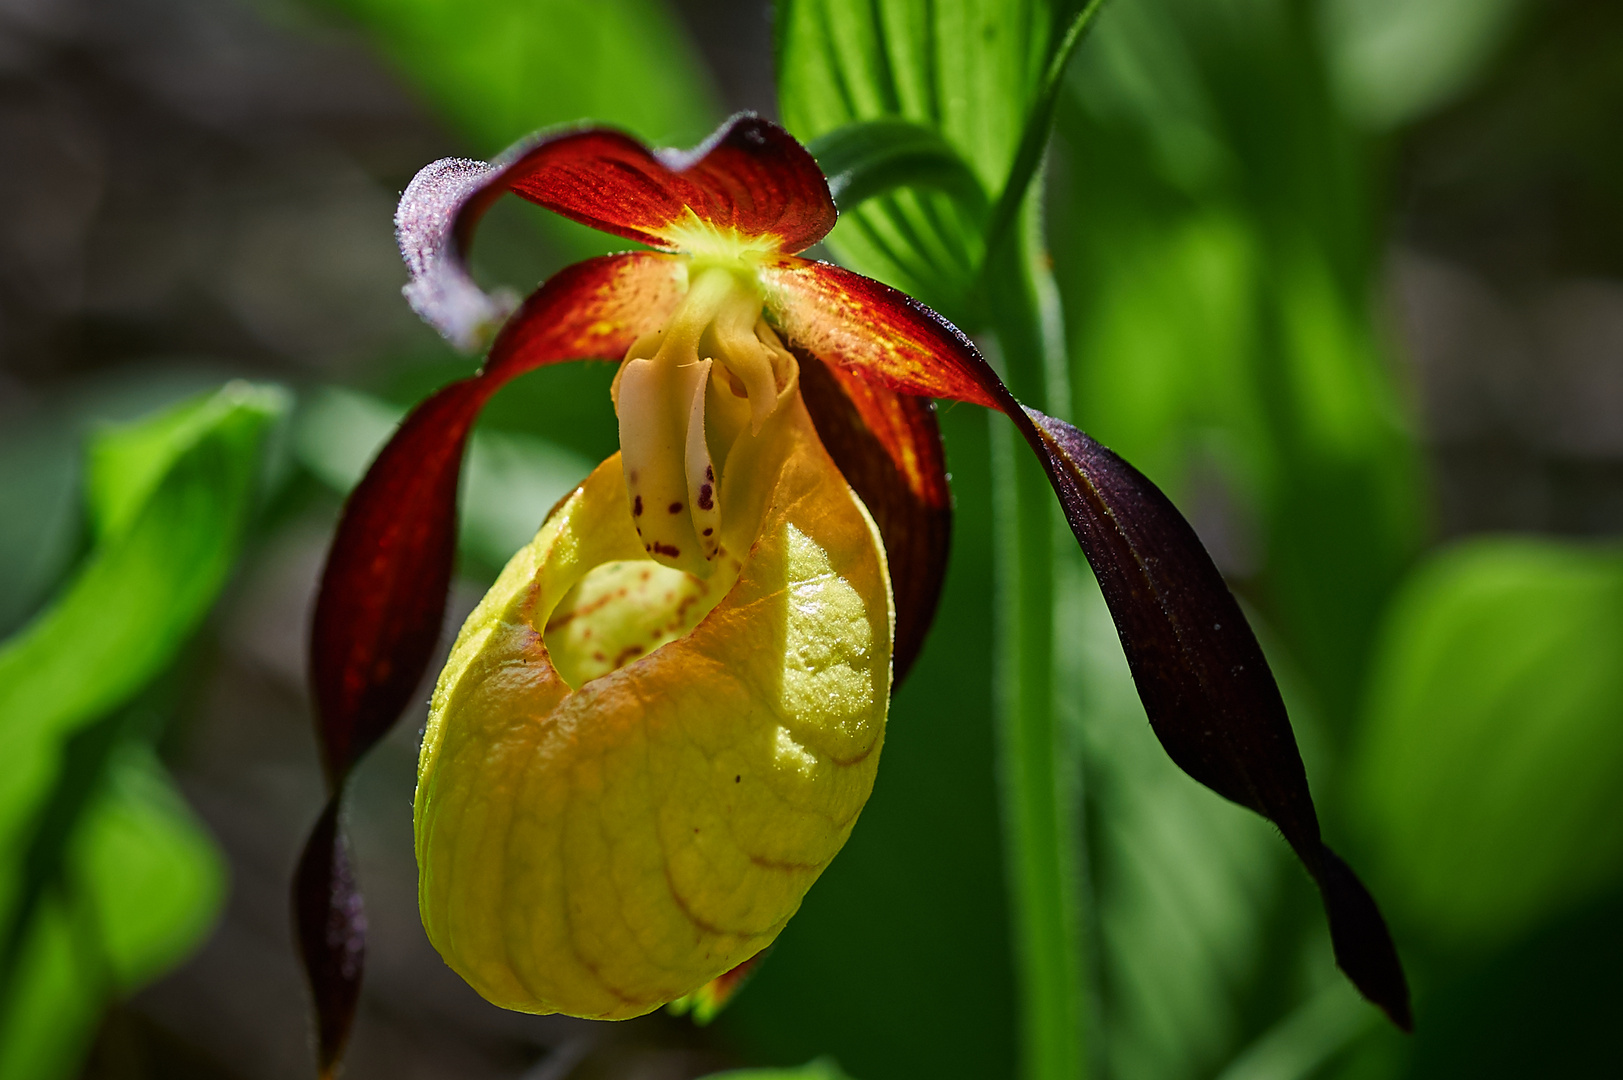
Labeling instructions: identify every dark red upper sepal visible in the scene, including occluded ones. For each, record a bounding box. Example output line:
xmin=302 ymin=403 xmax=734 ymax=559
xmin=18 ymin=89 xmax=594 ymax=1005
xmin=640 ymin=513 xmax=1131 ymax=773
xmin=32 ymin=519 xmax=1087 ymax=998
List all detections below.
xmin=399 ymin=115 xmax=833 ymax=349
xmin=798 ymin=350 xmax=951 ymax=684
xmin=308 ymin=253 xmax=680 ymax=785
xmin=760 ymin=258 xmax=1003 ymax=408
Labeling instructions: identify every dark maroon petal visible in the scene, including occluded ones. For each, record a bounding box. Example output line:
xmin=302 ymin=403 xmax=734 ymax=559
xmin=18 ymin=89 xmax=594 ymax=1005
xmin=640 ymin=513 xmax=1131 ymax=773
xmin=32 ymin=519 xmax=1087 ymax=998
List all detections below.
xmin=400 ymin=115 xmax=834 ymax=349
xmin=770 ymin=258 xmax=1409 ymax=1026
xmin=1016 ymin=408 xmax=1412 ymax=1031
xmin=308 ymin=253 xmax=679 ymax=785
xmin=797 ymin=348 xmax=951 ymax=685
xmin=293 ymin=798 xmax=365 ymax=1080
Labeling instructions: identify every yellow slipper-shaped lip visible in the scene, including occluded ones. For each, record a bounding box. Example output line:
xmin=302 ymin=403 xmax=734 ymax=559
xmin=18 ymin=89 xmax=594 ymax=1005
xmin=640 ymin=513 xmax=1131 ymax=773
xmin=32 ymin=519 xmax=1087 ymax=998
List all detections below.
xmin=415 ymin=396 xmax=892 ymax=1019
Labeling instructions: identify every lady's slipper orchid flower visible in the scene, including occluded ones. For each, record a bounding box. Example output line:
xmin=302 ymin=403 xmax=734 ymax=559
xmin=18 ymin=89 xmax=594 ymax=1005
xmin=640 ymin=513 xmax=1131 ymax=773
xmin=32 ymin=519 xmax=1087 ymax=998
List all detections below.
xmin=296 ymin=114 xmax=1408 ymax=1071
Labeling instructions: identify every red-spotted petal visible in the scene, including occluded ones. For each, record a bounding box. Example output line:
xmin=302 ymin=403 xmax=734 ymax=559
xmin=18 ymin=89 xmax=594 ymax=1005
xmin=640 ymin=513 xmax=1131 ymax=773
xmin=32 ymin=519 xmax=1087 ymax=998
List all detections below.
xmin=797 ymin=348 xmax=950 ymax=685
xmin=760 ymin=257 xmax=1003 ymax=408
xmin=765 ymin=255 xmax=1410 ymax=1027
xmin=399 ymin=115 xmax=834 ymax=349
xmin=299 ymin=252 xmax=680 ymax=1070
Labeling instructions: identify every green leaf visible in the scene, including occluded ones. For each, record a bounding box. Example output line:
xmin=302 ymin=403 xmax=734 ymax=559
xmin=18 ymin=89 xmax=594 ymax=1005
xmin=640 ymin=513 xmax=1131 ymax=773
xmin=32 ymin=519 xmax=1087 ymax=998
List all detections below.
xmin=777 ymin=0 xmax=1101 ymax=315
xmin=0 ymin=382 xmax=283 ymax=1080
xmin=1319 ymin=0 xmax=1529 ymax=129
xmin=0 ymin=748 xmax=223 ymax=1080
xmin=1052 ymin=0 xmax=1426 ymax=735
xmin=1350 ymin=538 xmax=1623 ymax=949
xmin=809 ymin=119 xmax=988 ymax=220
xmin=312 ymin=0 xmax=719 ymax=155
xmin=700 ymin=1058 xmax=855 ymax=1080
xmin=0 ymin=383 xmax=286 ymax=841
xmin=1057 ymin=559 xmax=1288 ymax=1080
xmin=1211 ymin=981 xmax=1376 ymax=1080
xmin=78 ymin=745 xmax=226 ymax=990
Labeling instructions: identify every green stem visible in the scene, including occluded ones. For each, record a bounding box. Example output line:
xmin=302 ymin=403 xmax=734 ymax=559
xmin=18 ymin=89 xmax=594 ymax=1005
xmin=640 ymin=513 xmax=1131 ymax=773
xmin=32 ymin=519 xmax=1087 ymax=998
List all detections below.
xmin=989 ymin=197 xmax=1087 ymax=1080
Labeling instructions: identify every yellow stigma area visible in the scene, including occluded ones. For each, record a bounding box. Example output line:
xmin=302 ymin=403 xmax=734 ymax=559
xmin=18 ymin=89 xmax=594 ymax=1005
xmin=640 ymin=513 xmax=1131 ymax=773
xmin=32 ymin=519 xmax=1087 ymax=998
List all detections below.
xmin=660 ymin=208 xmax=783 ymax=263
xmin=611 ymin=258 xmax=796 ymax=579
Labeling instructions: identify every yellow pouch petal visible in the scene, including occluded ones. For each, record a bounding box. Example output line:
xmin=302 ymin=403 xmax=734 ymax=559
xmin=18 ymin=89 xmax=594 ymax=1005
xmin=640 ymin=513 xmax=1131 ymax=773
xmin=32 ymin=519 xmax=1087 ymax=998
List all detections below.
xmin=414 ymin=396 xmax=892 ymax=1019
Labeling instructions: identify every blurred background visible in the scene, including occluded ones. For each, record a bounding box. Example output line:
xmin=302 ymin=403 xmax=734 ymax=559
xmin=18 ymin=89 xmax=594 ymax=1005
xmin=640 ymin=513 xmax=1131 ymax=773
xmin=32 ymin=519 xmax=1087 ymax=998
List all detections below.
xmin=0 ymin=0 xmax=1619 ymax=1077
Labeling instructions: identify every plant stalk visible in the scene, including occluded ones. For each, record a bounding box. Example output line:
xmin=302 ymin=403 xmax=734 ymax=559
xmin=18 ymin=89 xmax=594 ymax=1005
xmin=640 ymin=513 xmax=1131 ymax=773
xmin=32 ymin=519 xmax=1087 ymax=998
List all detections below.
xmin=988 ymin=196 xmax=1088 ymax=1080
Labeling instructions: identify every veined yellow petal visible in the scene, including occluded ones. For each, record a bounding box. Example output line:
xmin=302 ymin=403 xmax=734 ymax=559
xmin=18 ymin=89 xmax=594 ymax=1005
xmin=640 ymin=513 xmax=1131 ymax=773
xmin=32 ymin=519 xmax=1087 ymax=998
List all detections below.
xmin=415 ymin=396 xmax=893 ymax=1019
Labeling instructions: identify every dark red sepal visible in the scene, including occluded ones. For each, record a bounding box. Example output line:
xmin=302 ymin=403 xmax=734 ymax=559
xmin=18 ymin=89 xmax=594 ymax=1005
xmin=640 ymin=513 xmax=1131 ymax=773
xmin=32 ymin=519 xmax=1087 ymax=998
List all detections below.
xmin=293 ymin=798 xmax=365 ymax=1080
xmin=798 ymin=349 xmax=951 ymax=685
xmin=400 ymin=115 xmax=833 ymax=348
xmin=308 ymin=377 xmax=483 ymax=785
xmin=1016 ymin=408 xmax=1412 ymax=1031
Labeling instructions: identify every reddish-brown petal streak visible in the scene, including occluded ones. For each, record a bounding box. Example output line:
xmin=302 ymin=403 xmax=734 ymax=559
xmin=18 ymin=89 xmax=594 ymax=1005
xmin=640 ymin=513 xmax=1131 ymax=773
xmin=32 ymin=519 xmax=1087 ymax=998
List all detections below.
xmin=298 ymin=252 xmax=681 ymax=1074
xmin=760 ymin=257 xmax=1004 ymax=408
xmin=772 ymin=258 xmax=1410 ymax=1029
xmin=797 ymin=348 xmax=950 ymax=685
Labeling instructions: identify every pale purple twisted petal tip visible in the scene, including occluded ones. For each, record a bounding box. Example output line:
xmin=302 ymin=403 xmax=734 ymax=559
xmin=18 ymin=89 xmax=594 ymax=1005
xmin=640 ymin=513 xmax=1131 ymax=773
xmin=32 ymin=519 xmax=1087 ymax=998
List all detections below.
xmin=396 ymin=157 xmax=518 ymax=353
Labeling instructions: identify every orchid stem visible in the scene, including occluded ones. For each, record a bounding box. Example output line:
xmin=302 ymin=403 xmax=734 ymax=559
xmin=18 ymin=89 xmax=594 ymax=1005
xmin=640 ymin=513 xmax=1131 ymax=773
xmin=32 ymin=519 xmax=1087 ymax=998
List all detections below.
xmin=989 ymin=194 xmax=1088 ymax=1080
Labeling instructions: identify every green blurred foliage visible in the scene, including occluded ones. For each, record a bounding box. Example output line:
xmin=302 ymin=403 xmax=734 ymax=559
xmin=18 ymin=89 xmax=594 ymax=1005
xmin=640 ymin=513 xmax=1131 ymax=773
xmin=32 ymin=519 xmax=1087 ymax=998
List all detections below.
xmin=309 ymin=0 xmax=722 ymax=263
xmin=1318 ymin=0 xmax=1529 ymax=129
xmin=0 ymin=383 xmax=286 ymax=1080
xmin=315 ymin=0 xmax=719 ymax=155
xmin=699 ymin=1057 xmax=855 ymax=1080
xmin=1052 ymin=0 xmax=1427 ymax=741
xmin=1351 ymin=538 xmax=1623 ymax=950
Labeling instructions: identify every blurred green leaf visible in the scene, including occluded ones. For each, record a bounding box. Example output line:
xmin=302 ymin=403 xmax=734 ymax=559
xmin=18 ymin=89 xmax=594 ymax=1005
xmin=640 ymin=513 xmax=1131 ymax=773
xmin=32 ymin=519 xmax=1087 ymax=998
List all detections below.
xmin=776 ymin=0 xmax=1099 ymax=316
xmin=1057 ymin=559 xmax=1286 ymax=1080
xmin=0 ymin=422 xmax=80 ymax=640
xmin=700 ymin=1059 xmax=854 ymax=1080
xmin=294 ymin=386 xmax=595 ymax=570
xmin=1350 ymin=537 xmax=1623 ymax=950
xmin=0 ymin=745 xmax=227 ymax=1080
xmin=313 ymin=0 xmax=718 ymax=154
xmin=1319 ymin=0 xmax=1529 ymax=129
xmin=80 ymin=744 xmax=225 ymax=989
xmin=1212 ymin=980 xmax=1375 ymax=1080
xmin=1052 ymin=0 xmax=1426 ymax=736
xmin=0 ymin=382 xmax=284 ymax=1080
xmin=0 ymin=383 xmax=287 ymax=839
